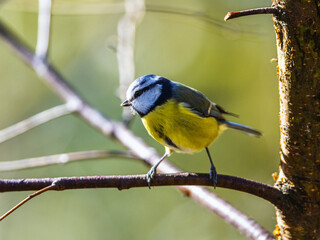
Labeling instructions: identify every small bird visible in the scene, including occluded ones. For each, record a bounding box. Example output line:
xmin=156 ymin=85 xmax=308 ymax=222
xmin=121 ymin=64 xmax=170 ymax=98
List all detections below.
xmin=121 ymin=74 xmax=261 ymax=187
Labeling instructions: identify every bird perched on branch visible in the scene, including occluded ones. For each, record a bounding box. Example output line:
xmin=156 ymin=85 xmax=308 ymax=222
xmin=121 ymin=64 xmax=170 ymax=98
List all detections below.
xmin=121 ymin=74 xmax=261 ymax=187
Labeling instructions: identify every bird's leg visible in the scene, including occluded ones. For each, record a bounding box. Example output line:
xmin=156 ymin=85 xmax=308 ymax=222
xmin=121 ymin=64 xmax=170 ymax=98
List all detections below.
xmin=146 ymin=153 xmax=168 ymax=188
xmin=205 ymin=147 xmax=217 ymax=188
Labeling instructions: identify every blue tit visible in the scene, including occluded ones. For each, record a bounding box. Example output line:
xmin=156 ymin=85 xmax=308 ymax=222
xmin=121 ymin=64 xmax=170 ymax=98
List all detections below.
xmin=121 ymin=74 xmax=261 ymax=187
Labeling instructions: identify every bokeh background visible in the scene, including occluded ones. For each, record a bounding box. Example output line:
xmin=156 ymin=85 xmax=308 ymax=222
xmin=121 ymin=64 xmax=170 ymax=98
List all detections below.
xmin=0 ymin=0 xmax=279 ymax=239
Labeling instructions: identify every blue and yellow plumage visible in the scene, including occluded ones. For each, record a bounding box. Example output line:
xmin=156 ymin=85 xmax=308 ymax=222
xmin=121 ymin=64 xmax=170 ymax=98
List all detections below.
xmin=142 ymin=100 xmax=220 ymax=153
xmin=121 ymin=74 xmax=261 ymax=187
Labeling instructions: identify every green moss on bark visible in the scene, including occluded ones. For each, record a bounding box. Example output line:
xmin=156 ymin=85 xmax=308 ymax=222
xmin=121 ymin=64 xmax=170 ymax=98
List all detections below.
xmin=273 ymin=0 xmax=320 ymax=239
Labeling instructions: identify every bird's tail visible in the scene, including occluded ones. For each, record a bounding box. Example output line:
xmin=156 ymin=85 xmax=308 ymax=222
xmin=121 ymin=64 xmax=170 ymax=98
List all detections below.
xmin=223 ymin=121 xmax=262 ymax=137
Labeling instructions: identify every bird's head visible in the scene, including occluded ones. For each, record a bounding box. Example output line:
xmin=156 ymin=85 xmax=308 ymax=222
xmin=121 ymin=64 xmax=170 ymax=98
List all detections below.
xmin=121 ymin=74 xmax=171 ymax=117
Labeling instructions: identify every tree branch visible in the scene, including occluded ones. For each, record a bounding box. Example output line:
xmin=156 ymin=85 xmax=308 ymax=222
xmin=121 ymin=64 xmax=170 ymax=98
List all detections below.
xmin=0 ymin=150 xmax=138 ymax=171
xmin=35 ymin=0 xmax=52 ymax=59
xmin=0 ymin=104 xmax=74 ymax=144
xmin=0 ymin=182 xmax=56 ymax=221
xmin=224 ymin=7 xmax=279 ymax=21
xmin=0 ymin=174 xmax=279 ymax=239
xmin=117 ymin=0 xmax=145 ymax=124
xmin=0 ymin=19 xmax=275 ymax=240
xmin=0 ymin=173 xmax=284 ymax=206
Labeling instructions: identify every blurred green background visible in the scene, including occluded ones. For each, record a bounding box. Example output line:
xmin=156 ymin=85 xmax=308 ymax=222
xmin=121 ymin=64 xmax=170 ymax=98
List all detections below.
xmin=0 ymin=0 xmax=279 ymax=239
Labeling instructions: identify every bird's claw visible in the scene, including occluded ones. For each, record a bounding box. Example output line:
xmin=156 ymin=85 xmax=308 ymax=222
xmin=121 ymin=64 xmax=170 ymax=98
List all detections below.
xmin=210 ymin=167 xmax=218 ymax=189
xmin=146 ymin=166 xmax=157 ymax=188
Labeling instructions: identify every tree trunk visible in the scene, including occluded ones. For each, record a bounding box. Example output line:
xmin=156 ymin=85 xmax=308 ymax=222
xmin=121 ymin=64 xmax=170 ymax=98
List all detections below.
xmin=273 ymin=0 xmax=320 ymax=239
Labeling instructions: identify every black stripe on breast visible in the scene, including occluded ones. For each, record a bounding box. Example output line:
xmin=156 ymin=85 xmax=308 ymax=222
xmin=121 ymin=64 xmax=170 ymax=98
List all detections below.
xmin=164 ymin=136 xmax=179 ymax=149
xmin=154 ymin=125 xmax=164 ymax=139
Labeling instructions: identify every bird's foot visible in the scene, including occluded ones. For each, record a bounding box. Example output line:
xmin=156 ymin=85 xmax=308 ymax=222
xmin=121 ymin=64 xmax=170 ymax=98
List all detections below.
xmin=146 ymin=166 xmax=157 ymax=188
xmin=210 ymin=167 xmax=218 ymax=189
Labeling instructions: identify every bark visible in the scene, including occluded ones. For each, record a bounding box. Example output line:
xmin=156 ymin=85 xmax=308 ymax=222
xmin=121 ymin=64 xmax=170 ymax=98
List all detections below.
xmin=273 ymin=0 xmax=320 ymax=239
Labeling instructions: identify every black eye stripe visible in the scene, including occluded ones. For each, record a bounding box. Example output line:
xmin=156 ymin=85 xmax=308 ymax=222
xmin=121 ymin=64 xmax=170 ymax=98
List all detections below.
xmin=134 ymin=89 xmax=143 ymax=98
xmin=130 ymin=77 xmax=172 ymax=117
xmin=132 ymin=83 xmax=158 ymax=100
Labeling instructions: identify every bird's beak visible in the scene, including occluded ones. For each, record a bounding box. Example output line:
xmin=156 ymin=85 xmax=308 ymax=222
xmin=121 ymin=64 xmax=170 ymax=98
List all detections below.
xmin=121 ymin=99 xmax=131 ymax=107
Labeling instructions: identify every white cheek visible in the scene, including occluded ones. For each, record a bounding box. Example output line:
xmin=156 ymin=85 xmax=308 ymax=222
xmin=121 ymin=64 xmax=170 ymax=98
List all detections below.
xmin=135 ymin=84 xmax=162 ymax=114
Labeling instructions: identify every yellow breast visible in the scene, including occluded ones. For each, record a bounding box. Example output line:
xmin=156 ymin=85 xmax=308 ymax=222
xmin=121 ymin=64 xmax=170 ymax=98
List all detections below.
xmin=141 ymin=100 xmax=221 ymax=153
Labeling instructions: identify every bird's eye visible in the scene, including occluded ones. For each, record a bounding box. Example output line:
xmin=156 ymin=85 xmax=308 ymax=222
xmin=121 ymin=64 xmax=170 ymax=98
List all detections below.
xmin=134 ymin=89 xmax=143 ymax=99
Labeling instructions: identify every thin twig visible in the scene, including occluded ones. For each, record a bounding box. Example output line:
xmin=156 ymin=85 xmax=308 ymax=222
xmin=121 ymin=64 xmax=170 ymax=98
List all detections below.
xmin=224 ymin=7 xmax=279 ymax=21
xmin=0 ymin=182 xmax=57 ymax=221
xmin=0 ymin=150 xmax=138 ymax=171
xmin=117 ymin=0 xmax=145 ymax=124
xmin=0 ymin=19 xmax=274 ymax=240
xmin=0 ymin=104 xmax=74 ymax=144
xmin=36 ymin=0 xmax=52 ymax=59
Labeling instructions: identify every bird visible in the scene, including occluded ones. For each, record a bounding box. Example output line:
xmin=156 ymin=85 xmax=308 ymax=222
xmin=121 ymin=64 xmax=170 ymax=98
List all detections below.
xmin=121 ymin=74 xmax=261 ymax=187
